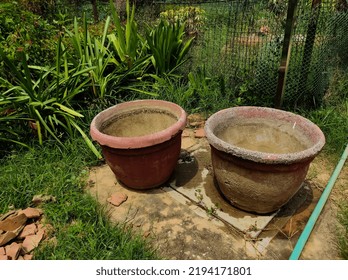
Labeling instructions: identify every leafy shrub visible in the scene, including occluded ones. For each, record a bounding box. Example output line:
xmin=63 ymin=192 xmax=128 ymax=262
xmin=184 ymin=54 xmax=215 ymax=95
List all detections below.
xmin=160 ymin=6 xmax=206 ymax=36
xmin=67 ymin=15 xmax=116 ymax=99
xmin=0 ymin=2 xmax=57 ymax=66
xmin=108 ymin=0 xmax=149 ymax=69
xmin=18 ymin=0 xmax=57 ymax=19
xmin=67 ymin=0 xmax=154 ymax=100
xmin=146 ymin=19 xmax=194 ymax=76
xmin=0 ymin=40 xmax=101 ymax=159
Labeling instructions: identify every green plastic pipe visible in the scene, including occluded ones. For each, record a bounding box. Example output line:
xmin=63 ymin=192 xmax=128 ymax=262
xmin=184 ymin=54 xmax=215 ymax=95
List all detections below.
xmin=289 ymin=143 xmax=348 ymax=260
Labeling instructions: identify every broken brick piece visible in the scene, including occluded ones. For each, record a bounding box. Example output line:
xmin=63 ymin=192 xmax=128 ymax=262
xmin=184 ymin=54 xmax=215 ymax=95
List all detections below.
xmin=107 ymin=193 xmax=128 ymax=207
xmin=0 ymin=210 xmax=16 ymax=222
xmin=5 ymin=242 xmax=21 ymax=260
xmin=0 ymin=246 xmax=5 ymax=255
xmin=0 ymin=255 xmax=9 ymax=260
xmin=0 ymin=213 xmax=27 ymax=231
xmin=18 ymin=224 xmax=38 ymax=239
xmin=19 ymin=208 xmax=43 ymax=219
xmin=0 ymin=231 xmax=18 ymax=247
xmin=22 ymin=232 xmax=43 ymax=253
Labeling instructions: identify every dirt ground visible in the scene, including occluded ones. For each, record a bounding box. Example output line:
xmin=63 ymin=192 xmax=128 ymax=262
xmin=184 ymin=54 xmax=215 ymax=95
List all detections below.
xmin=87 ymin=118 xmax=347 ymax=260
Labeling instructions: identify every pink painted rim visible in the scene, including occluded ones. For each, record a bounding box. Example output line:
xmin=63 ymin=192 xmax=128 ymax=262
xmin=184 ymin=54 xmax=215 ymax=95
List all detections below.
xmin=205 ymin=106 xmax=326 ymax=164
xmin=90 ymin=100 xmax=187 ymax=149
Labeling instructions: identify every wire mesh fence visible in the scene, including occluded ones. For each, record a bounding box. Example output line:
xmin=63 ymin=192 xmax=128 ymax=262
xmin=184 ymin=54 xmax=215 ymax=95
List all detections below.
xmin=52 ymin=0 xmax=347 ymax=109
xmin=147 ymin=0 xmax=347 ymax=109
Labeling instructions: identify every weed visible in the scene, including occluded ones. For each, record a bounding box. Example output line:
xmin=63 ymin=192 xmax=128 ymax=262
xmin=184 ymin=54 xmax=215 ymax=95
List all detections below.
xmin=194 ymin=189 xmax=203 ymax=204
xmin=206 ymin=203 xmax=220 ymax=217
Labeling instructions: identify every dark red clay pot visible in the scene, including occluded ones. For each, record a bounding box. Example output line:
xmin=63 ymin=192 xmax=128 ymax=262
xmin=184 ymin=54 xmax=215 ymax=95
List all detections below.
xmin=90 ymin=100 xmax=187 ymax=189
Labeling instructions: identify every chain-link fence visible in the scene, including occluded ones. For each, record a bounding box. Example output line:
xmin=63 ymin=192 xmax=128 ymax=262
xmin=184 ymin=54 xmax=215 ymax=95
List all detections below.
xmin=148 ymin=0 xmax=347 ymax=109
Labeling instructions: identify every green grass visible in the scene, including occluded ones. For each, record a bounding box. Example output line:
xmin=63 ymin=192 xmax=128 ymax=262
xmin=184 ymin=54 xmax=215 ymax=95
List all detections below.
xmin=338 ymin=202 xmax=348 ymax=259
xmin=304 ymin=69 xmax=348 ymax=159
xmin=0 ymin=138 xmax=158 ymax=260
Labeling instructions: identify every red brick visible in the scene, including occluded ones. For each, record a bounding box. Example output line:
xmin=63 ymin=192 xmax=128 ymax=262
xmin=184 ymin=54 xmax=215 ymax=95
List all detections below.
xmin=0 ymin=255 xmax=9 ymax=260
xmin=0 ymin=246 xmax=5 ymax=255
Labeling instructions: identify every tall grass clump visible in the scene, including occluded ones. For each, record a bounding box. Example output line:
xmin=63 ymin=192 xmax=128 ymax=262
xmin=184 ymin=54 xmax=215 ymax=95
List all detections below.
xmin=305 ymin=69 xmax=348 ymax=157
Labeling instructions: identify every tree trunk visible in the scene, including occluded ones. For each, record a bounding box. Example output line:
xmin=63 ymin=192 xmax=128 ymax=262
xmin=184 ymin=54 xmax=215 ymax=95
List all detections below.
xmin=91 ymin=0 xmax=99 ymax=23
xmin=114 ymin=0 xmax=127 ymax=19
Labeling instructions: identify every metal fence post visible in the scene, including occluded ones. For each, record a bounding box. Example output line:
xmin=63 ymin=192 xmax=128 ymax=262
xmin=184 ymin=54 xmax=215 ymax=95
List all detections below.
xmin=296 ymin=0 xmax=322 ymax=107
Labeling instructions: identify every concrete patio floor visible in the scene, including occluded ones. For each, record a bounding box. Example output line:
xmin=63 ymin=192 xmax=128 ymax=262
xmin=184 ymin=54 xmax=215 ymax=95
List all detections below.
xmin=87 ymin=119 xmax=343 ymax=260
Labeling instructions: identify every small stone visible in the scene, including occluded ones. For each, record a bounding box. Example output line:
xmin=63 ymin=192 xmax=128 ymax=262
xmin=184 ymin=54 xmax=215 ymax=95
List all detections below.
xmin=32 ymin=194 xmax=56 ymax=205
xmin=23 ymin=254 xmax=33 ymax=260
xmin=194 ymin=128 xmax=206 ymax=138
xmin=0 ymin=213 xmax=27 ymax=231
xmin=18 ymin=224 xmax=38 ymax=239
xmin=0 ymin=255 xmax=9 ymax=260
xmin=143 ymin=231 xmax=151 ymax=238
xmin=0 ymin=246 xmax=5 ymax=255
xmin=5 ymin=242 xmax=21 ymax=260
xmin=19 ymin=208 xmax=42 ymax=219
xmin=22 ymin=232 xmax=43 ymax=253
xmin=107 ymin=193 xmax=128 ymax=207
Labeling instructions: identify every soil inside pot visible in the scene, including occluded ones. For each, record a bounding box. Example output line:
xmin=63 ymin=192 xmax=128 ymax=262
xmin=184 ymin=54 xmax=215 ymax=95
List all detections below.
xmin=216 ymin=119 xmax=311 ymax=154
xmin=101 ymin=109 xmax=178 ymax=137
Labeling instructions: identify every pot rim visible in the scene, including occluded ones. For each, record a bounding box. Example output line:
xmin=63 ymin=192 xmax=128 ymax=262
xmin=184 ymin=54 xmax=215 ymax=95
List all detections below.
xmin=204 ymin=106 xmax=326 ymax=164
xmin=90 ymin=99 xmax=187 ymax=149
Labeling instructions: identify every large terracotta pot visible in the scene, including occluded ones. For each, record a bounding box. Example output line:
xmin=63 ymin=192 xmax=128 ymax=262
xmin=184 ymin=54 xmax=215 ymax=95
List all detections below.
xmin=90 ymin=100 xmax=187 ymax=189
xmin=205 ymin=106 xmax=325 ymax=214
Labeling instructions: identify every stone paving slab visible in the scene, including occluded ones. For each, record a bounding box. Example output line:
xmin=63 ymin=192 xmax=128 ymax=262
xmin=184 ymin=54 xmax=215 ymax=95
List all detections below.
xmin=87 ymin=130 xmax=311 ymax=259
xmin=165 ymin=147 xmax=278 ymax=239
xmin=88 ymin=165 xmax=250 ymax=259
